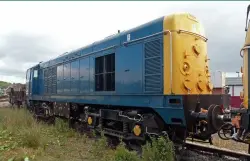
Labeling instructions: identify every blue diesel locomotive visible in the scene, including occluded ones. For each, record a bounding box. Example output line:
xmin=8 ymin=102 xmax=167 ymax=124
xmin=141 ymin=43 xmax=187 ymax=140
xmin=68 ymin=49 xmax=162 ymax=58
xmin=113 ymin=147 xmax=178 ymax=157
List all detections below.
xmin=26 ymin=13 xmax=230 ymax=144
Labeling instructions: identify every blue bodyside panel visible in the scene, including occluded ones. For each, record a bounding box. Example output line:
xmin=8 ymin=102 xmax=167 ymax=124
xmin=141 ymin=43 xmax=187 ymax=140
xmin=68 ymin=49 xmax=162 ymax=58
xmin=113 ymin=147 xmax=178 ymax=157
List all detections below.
xmin=31 ymin=94 xmax=185 ymax=126
xmin=116 ymin=44 xmax=143 ymax=94
xmin=32 ymin=95 xmax=164 ymax=108
xmin=155 ymin=96 xmax=186 ymax=126
xmin=26 ymin=17 xmax=188 ymax=127
xmin=154 ymin=107 xmax=185 ymax=126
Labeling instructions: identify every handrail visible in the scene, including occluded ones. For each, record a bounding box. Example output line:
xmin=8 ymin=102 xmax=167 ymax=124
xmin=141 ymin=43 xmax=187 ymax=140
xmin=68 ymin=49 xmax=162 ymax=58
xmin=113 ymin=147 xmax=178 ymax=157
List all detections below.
xmin=177 ymin=29 xmax=208 ymax=42
xmin=123 ymin=30 xmax=171 ymax=45
xmin=240 ymin=45 xmax=250 ymax=58
xmin=245 ymin=4 xmax=250 ymax=31
xmin=165 ymin=31 xmax=173 ymax=94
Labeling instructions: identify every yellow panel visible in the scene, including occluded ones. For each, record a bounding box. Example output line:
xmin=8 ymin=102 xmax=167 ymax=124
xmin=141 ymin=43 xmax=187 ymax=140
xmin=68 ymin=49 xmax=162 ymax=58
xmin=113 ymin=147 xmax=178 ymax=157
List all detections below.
xmin=242 ymin=28 xmax=250 ymax=109
xmin=246 ymin=28 xmax=250 ymax=45
xmin=243 ymin=48 xmax=248 ymax=108
xmin=163 ymin=13 xmax=212 ymax=95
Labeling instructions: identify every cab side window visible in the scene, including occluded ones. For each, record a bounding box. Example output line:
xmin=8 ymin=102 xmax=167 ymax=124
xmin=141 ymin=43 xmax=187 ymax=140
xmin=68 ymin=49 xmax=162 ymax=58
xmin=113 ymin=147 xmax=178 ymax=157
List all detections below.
xmin=33 ymin=70 xmax=38 ymax=78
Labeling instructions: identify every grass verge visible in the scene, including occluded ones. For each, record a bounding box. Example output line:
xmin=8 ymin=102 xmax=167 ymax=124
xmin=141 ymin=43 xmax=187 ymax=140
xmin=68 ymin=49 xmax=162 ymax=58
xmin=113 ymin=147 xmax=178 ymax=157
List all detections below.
xmin=0 ymin=107 xmax=175 ymax=161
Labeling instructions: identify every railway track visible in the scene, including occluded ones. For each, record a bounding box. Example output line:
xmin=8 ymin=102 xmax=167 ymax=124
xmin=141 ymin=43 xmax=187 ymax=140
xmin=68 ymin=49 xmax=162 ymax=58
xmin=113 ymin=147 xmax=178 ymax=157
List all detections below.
xmin=181 ymin=141 xmax=250 ymax=160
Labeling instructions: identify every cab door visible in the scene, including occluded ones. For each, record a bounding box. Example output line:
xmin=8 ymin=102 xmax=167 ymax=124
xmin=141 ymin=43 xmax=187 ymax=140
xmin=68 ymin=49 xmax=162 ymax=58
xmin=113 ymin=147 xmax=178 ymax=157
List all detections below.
xmin=26 ymin=69 xmax=31 ymax=97
xmin=30 ymin=65 xmax=40 ymax=95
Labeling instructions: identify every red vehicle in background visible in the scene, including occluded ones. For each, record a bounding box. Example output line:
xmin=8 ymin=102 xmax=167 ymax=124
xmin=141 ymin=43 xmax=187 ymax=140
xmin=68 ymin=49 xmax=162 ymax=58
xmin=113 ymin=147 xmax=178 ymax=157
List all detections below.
xmin=230 ymin=96 xmax=242 ymax=108
xmin=211 ymin=71 xmax=243 ymax=108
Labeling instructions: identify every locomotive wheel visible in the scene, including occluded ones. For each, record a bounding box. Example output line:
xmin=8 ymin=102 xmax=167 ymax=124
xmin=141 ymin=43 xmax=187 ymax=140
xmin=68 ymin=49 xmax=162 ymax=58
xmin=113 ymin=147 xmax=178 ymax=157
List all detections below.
xmin=217 ymin=123 xmax=234 ymax=140
xmin=212 ymin=105 xmax=224 ymax=131
xmin=207 ymin=104 xmax=216 ymax=134
xmin=207 ymin=104 xmax=225 ymax=134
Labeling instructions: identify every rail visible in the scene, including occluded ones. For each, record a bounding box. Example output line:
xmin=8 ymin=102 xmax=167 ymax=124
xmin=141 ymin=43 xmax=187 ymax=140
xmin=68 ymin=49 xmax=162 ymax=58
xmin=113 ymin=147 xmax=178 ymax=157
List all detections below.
xmin=185 ymin=141 xmax=250 ymax=159
xmin=177 ymin=29 xmax=208 ymax=42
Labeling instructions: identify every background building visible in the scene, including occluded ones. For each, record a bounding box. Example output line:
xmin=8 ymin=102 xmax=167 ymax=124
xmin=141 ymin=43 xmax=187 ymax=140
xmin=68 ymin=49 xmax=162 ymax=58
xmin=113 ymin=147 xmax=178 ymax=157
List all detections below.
xmin=225 ymin=76 xmax=243 ymax=107
xmin=211 ymin=71 xmax=243 ymax=108
xmin=211 ymin=71 xmax=226 ymax=94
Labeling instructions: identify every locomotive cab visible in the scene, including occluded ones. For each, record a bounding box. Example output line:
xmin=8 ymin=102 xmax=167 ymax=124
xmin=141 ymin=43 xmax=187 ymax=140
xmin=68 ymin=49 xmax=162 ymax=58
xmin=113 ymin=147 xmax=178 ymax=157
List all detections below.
xmin=232 ymin=5 xmax=250 ymax=143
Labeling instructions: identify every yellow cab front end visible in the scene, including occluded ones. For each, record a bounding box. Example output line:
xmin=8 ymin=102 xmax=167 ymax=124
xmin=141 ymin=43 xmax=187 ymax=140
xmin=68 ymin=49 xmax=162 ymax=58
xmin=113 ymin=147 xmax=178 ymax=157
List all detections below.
xmin=163 ymin=13 xmax=212 ymax=95
xmin=162 ymin=13 xmax=230 ymax=140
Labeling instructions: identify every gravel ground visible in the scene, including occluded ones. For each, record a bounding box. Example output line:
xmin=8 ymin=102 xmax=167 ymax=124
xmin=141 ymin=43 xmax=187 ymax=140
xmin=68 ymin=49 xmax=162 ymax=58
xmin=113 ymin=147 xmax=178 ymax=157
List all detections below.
xmin=176 ymin=142 xmax=245 ymax=161
xmin=177 ymin=149 xmax=242 ymax=161
xmin=175 ymin=133 xmax=249 ymax=161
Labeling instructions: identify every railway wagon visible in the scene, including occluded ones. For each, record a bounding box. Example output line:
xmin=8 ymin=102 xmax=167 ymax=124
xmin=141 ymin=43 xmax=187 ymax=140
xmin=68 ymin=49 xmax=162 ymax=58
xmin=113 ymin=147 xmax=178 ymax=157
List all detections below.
xmin=234 ymin=5 xmax=250 ymax=143
xmin=26 ymin=13 xmax=230 ymax=144
xmin=241 ymin=5 xmax=250 ymax=112
xmin=6 ymin=83 xmax=26 ymax=108
xmin=214 ymin=4 xmax=250 ymax=147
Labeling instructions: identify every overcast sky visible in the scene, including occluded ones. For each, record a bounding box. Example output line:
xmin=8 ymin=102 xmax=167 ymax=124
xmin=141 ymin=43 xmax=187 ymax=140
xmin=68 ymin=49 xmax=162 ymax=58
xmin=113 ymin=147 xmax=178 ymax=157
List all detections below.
xmin=0 ymin=1 xmax=248 ymax=83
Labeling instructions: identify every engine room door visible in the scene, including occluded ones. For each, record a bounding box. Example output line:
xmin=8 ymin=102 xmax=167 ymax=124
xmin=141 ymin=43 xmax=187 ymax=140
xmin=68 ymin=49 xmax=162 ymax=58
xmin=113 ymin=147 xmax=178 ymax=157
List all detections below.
xmin=79 ymin=58 xmax=90 ymax=93
xmin=63 ymin=63 xmax=71 ymax=93
xmin=116 ymin=44 xmax=143 ymax=94
xmin=70 ymin=60 xmax=80 ymax=93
